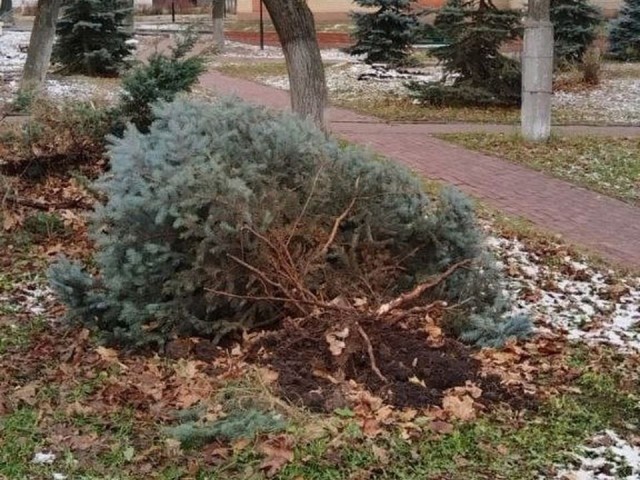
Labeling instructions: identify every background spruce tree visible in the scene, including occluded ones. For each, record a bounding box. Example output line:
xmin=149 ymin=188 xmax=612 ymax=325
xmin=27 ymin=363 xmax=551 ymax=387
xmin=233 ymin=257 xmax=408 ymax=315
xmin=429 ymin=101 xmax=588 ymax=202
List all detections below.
xmin=551 ymin=0 xmax=603 ymax=66
xmin=53 ymin=0 xmax=134 ymax=76
xmin=117 ymin=30 xmax=206 ymax=133
xmin=348 ymin=0 xmax=421 ymax=65
xmin=609 ymin=0 xmax=640 ymax=60
xmin=408 ymin=0 xmax=522 ymax=107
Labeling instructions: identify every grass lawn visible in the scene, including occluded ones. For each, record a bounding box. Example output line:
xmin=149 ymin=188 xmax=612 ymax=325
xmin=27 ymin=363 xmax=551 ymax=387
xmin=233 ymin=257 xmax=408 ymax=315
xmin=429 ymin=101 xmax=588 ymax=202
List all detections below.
xmin=214 ymin=60 xmax=640 ymax=126
xmin=2 ymin=168 xmax=639 ymax=478
xmin=2 ymin=93 xmax=640 ymax=479
xmin=439 ymin=133 xmax=640 ymax=205
xmin=216 ymin=61 xmax=290 ymax=79
xmin=215 ymin=61 xmax=523 ymax=124
xmin=339 ymin=96 xmax=521 ymax=124
xmin=2 ymin=288 xmax=638 ymax=479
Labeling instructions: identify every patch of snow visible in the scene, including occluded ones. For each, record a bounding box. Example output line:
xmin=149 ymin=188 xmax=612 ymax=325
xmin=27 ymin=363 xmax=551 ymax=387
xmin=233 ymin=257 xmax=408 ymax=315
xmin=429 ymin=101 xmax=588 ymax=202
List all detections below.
xmin=552 ymin=431 xmax=640 ymax=480
xmin=260 ymin=62 xmax=445 ymax=100
xmin=19 ymin=285 xmax=56 ymax=316
xmin=488 ymin=235 xmax=640 ymax=351
xmin=217 ymin=40 xmax=354 ymax=62
xmin=0 ymin=30 xmax=121 ymax=103
xmin=52 ymin=474 xmax=67 ymax=480
xmin=0 ymin=30 xmax=29 ymax=80
xmin=32 ymin=451 xmax=56 ymax=464
xmin=1 ymin=283 xmax=56 ymax=317
xmin=553 ymin=79 xmax=640 ymax=124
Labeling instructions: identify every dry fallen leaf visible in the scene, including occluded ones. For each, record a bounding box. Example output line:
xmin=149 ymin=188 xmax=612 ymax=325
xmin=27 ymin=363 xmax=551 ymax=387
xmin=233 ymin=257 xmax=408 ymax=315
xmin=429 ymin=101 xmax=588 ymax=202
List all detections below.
xmin=362 ymin=417 xmax=383 ymax=437
xmin=96 ymin=346 xmax=122 ymax=365
xmin=442 ymin=394 xmax=476 ymax=421
xmin=2 ymin=210 xmax=22 ymax=231
xmin=164 ymin=438 xmax=182 ymax=457
xmin=408 ymin=376 xmax=426 ymax=388
xmin=325 ymin=327 xmax=350 ymax=356
xmin=371 ymin=445 xmax=390 ymax=464
xmin=257 ymin=367 xmax=279 ymax=384
xmin=258 ymin=435 xmax=295 ymax=477
xmin=429 ymin=420 xmax=454 ymax=434
xmin=12 ymin=382 xmax=38 ymax=406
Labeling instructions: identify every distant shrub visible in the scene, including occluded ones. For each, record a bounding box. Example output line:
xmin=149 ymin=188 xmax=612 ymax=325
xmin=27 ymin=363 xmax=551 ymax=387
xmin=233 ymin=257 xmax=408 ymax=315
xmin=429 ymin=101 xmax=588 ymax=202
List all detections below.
xmin=407 ymin=82 xmax=520 ymax=108
xmin=348 ymin=0 xmax=421 ymax=66
xmin=117 ymin=31 xmax=206 ymax=132
xmin=52 ymin=0 xmax=134 ymax=76
xmin=49 ymin=98 xmax=530 ymax=348
xmin=551 ymin=0 xmax=603 ymax=67
xmin=409 ymin=0 xmax=522 ymax=107
xmin=609 ymin=0 xmax=640 ymax=61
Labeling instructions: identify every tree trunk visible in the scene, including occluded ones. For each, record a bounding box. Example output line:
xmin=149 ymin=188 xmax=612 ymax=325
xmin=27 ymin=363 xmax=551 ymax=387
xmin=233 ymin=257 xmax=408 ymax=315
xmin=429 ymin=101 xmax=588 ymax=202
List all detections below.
xmin=521 ymin=0 xmax=553 ymax=142
xmin=1 ymin=0 xmax=13 ymax=25
xmin=212 ymin=0 xmax=225 ymax=49
xmin=20 ymin=0 xmax=62 ymax=95
xmin=262 ymin=0 xmax=328 ymax=130
xmin=123 ymin=0 xmax=135 ymax=36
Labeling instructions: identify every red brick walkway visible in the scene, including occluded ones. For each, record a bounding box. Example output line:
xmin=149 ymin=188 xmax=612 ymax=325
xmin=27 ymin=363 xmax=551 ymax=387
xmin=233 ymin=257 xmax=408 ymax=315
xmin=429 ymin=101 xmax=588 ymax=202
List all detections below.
xmin=199 ymin=71 xmax=640 ymax=267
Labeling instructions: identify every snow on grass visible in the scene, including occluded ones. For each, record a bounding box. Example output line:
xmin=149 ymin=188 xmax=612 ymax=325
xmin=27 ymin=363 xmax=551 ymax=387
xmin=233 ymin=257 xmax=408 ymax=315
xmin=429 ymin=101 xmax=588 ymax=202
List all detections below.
xmin=488 ymin=235 xmax=640 ymax=351
xmin=553 ymin=79 xmax=640 ymax=125
xmin=217 ymin=40 xmax=354 ymax=62
xmin=552 ymin=430 xmax=640 ymax=480
xmin=240 ymin=43 xmax=640 ymax=125
xmin=0 ymin=30 xmax=29 ymax=79
xmin=260 ymin=62 xmax=445 ymax=100
xmin=0 ymin=30 xmax=121 ymax=103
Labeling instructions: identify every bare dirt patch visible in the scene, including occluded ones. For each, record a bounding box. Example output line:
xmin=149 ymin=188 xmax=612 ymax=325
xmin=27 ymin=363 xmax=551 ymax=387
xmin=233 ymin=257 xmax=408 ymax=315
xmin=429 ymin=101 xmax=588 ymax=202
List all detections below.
xmin=249 ymin=313 xmax=532 ymax=412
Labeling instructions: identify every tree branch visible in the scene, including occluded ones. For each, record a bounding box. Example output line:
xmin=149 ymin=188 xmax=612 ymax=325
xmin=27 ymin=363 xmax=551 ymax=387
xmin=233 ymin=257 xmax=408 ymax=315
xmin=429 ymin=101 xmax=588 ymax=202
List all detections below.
xmin=376 ymin=260 xmax=471 ymax=316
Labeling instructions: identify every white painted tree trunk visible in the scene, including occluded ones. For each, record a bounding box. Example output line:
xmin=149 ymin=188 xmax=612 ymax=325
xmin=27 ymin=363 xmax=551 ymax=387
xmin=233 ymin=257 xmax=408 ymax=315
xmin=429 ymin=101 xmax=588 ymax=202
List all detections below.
xmin=123 ymin=0 xmax=135 ymax=36
xmin=20 ymin=0 xmax=61 ymax=94
xmin=212 ymin=0 xmax=225 ymax=50
xmin=521 ymin=0 xmax=554 ymax=142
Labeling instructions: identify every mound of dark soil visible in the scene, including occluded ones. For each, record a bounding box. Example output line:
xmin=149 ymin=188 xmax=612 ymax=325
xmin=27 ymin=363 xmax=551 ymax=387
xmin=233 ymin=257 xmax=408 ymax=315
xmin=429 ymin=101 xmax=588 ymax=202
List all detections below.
xmin=249 ymin=315 xmax=532 ymax=412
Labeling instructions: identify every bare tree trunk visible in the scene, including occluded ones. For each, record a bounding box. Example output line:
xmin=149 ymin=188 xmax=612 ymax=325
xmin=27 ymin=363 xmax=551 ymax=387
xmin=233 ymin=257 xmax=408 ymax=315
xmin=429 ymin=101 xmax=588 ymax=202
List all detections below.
xmin=262 ymin=0 xmax=328 ymax=130
xmin=1 ymin=0 xmax=13 ymax=25
xmin=212 ymin=0 xmax=225 ymax=49
xmin=20 ymin=0 xmax=62 ymax=95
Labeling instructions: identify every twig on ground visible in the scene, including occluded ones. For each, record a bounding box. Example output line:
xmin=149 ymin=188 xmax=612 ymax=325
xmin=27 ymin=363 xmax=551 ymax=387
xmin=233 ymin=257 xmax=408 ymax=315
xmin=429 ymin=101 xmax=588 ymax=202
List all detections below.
xmin=376 ymin=260 xmax=471 ymax=316
xmin=356 ymin=322 xmax=387 ymax=383
xmin=2 ymin=194 xmax=88 ymax=211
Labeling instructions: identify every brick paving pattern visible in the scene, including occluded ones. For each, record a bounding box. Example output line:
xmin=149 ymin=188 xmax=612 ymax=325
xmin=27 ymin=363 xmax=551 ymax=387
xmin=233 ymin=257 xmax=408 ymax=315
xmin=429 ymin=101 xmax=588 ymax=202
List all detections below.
xmin=199 ymin=71 xmax=640 ymax=267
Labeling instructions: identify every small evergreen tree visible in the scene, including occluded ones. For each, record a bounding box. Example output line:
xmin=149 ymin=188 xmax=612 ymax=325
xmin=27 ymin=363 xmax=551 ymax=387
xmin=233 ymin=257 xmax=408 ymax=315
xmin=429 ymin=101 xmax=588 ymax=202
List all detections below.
xmin=52 ymin=0 xmax=134 ymax=76
xmin=117 ymin=31 xmax=206 ymax=132
xmin=49 ymin=98 xmax=530 ymax=348
xmin=348 ymin=0 xmax=421 ymax=65
xmin=609 ymin=0 xmax=640 ymax=60
xmin=551 ymin=0 xmax=603 ymax=66
xmin=433 ymin=0 xmax=466 ymax=40
xmin=408 ymin=0 xmax=522 ymax=107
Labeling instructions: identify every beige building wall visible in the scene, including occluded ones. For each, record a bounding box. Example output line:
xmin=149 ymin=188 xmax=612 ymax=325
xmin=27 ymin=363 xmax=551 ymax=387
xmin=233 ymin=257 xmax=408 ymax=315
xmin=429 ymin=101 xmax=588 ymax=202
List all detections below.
xmin=505 ymin=0 xmax=620 ymax=16
xmin=236 ymin=0 xmax=369 ymax=20
xmin=237 ymin=0 xmax=620 ymax=19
